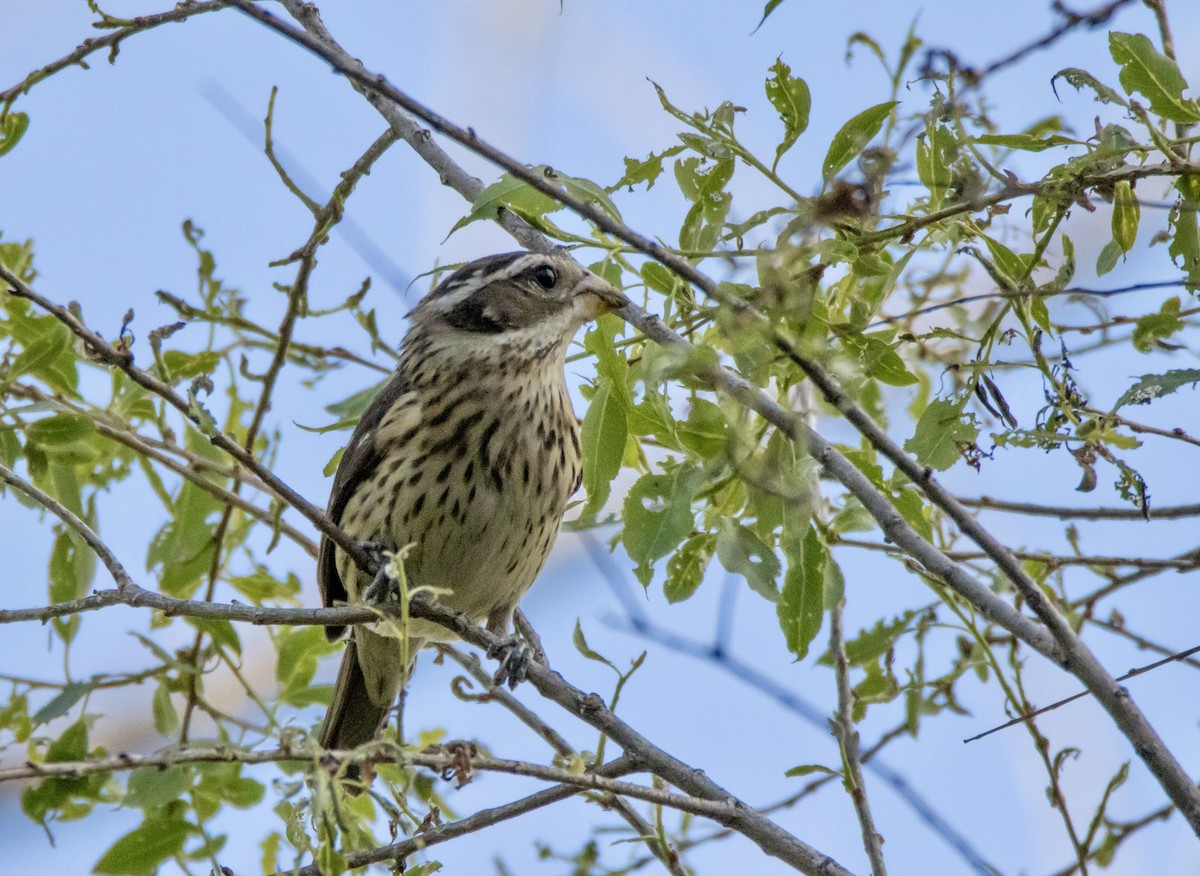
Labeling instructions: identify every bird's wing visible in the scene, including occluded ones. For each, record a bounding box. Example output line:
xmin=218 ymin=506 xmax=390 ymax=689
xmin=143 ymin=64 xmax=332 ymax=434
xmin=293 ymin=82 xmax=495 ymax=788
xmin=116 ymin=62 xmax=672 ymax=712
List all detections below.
xmin=318 ymin=372 xmax=417 ymax=633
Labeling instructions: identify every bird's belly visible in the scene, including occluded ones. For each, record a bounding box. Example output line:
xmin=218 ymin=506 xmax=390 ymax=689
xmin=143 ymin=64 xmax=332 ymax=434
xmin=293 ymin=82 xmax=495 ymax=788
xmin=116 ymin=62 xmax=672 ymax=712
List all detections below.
xmin=376 ymin=471 xmax=567 ymax=642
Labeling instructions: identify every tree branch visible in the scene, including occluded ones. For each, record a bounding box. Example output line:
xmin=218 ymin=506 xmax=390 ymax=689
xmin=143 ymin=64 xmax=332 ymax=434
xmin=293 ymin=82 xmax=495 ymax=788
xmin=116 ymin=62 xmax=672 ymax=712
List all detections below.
xmin=830 ymin=599 xmax=888 ymax=876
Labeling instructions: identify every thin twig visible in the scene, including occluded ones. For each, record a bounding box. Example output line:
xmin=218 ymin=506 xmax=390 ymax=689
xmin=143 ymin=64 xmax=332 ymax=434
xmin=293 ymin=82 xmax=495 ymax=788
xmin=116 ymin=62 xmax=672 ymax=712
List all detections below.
xmin=835 ymin=538 xmax=1200 ymax=571
xmin=0 ymin=0 xmax=227 ymax=105
xmin=830 ymin=599 xmax=888 ymax=876
xmin=961 ymin=495 xmax=1200 ymax=521
xmin=439 ymin=644 xmax=688 ymax=876
xmin=965 ymin=640 xmax=1200 ymax=743
xmin=283 ymin=755 xmax=642 ymax=876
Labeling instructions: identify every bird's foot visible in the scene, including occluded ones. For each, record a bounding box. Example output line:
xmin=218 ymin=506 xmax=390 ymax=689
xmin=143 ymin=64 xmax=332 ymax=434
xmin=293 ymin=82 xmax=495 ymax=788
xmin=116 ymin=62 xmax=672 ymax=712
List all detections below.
xmin=360 ymin=542 xmax=399 ymax=603
xmin=487 ymin=636 xmax=539 ymax=689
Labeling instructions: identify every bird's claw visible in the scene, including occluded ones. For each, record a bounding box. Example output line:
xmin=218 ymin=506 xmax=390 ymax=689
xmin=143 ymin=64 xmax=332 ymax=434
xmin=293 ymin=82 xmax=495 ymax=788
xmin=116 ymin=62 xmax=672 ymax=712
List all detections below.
xmin=361 ymin=543 xmax=398 ymax=604
xmin=487 ymin=637 xmax=538 ymax=689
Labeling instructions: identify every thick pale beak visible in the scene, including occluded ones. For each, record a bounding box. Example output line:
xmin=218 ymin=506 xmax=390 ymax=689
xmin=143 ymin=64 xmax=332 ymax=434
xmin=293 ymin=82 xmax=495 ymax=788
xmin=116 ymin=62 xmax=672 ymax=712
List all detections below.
xmin=576 ymin=273 xmax=629 ymax=317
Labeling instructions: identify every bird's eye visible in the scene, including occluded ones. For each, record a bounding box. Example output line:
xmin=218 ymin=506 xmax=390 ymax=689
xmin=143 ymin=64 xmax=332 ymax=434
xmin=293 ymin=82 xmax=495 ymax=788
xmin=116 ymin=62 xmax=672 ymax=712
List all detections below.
xmin=529 ymin=264 xmax=558 ymax=290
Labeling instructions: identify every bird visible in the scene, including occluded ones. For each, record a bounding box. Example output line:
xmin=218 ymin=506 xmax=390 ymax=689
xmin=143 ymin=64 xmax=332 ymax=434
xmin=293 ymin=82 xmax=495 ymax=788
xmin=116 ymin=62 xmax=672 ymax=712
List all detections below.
xmin=317 ymin=250 xmax=627 ymax=761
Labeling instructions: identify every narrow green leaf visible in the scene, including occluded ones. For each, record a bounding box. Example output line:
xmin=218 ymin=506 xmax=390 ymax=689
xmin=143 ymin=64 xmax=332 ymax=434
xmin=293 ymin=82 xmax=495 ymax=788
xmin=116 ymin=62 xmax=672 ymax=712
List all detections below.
xmin=822 ymin=101 xmax=896 ymax=182
xmin=151 ymin=683 xmax=179 ymax=736
xmin=753 ymin=0 xmax=788 ymax=32
xmin=777 ymin=524 xmax=827 ymax=658
xmin=973 ymin=133 xmax=1075 ymax=152
xmin=572 ymin=619 xmax=616 ymax=670
xmin=1111 ymin=180 xmax=1140 ymax=252
xmin=447 ymin=167 xmax=565 ymax=237
xmin=785 ymin=763 xmax=840 ymax=778
xmin=1095 ymin=238 xmax=1123 ymax=276
xmin=31 ymin=682 xmax=92 ymax=725
xmin=1109 ymin=32 xmax=1200 ymax=123
xmin=579 ymin=377 xmax=627 ymax=517
xmin=765 ymin=58 xmax=811 ymax=171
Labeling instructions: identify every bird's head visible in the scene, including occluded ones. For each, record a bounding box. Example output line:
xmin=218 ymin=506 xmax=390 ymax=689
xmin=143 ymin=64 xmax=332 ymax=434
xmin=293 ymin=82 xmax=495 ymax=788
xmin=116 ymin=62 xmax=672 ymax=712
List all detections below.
xmin=406 ymin=251 xmax=627 ymax=355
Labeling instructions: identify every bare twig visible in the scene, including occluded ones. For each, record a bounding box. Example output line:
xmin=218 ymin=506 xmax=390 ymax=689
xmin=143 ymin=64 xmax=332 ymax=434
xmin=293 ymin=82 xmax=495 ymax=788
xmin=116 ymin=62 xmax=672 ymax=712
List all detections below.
xmin=965 ymin=640 xmax=1200 ymax=743
xmin=439 ymin=644 xmax=687 ymax=876
xmin=285 ymin=755 xmax=643 ymax=876
xmin=0 ymin=462 xmax=135 ymax=591
xmin=830 ymin=599 xmax=888 ymax=876
xmin=835 ymin=538 xmax=1200 ymax=572
xmin=961 ymin=495 xmax=1200 ymax=521
xmin=0 ymin=1 xmax=227 ymax=105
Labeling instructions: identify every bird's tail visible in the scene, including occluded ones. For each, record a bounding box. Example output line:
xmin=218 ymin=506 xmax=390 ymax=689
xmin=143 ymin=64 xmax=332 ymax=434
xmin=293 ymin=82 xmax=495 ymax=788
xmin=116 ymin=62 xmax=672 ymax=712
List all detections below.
xmin=319 ymin=636 xmax=391 ymax=753
xmin=318 ymin=628 xmax=420 ymax=791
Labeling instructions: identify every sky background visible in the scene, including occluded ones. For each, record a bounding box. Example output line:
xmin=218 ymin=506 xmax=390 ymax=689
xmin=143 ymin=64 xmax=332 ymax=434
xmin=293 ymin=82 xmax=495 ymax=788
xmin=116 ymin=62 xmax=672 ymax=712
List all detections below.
xmin=3 ymin=1 xmax=1200 ymax=874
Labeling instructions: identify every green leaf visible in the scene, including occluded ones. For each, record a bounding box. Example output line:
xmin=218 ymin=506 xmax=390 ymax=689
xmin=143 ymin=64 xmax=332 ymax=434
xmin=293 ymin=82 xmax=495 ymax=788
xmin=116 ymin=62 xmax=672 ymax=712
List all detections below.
xmin=1051 ymin=68 xmax=1128 ymax=107
xmin=276 ymin=626 xmax=337 ymax=704
xmin=822 ymin=101 xmax=896 ymax=182
xmin=753 ymin=0 xmax=788 ymax=32
xmin=785 ymin=763 xmax=840 ymax=778
xmin=1111 ymin=180 xmax=1140 ymax=252
xmin=664 ymin=532 xmax=715 ymax=603
xmin=981 ymin=235 xmax=1029 ymax=289
xmin=765 ymin=58 xmax=811 ymax=171
xmin=777 ymin=525 xmax=827 ymax=658
xmin=151 ymin=682 xmax=179 ymax=736
xmin=973 ymin=133 xmax=1075 ymax=152
xmin=1113 ymin=368 xmax=1200 ymax=409
xmin=31 ymin=682 xmax=93 ymax=725
xmin=572 ymin=619 xmax=616 ymax=670
xmin=124 ymin=766 xmax=190 ymax=809
xmin=447 ymin=167 xmax=565 ymax=236
xmin=159 ymin=350 xmax=220 ymax=382
xmin=579 ymin=377 xmax=627 ymax=517
xmin=610 ymin=146 xmax=685 ymax=192
xmin=324 ymin=378 xmax=389 ymax=421
xmin=840 ymin=332 xmax=917 ymax=387
xmin=25 ymin=414 xmax=96 ymax=446
xmin=1095 ymin=238 xmax=1123 ymax=276
xmin=904 ymin=398 xmax=979 ymax=471
xmin=1131 ymin=297 xmax=1184 ymax=352
xmin=1170 ymin=176 xmax=1200 ymax=289
xmin=715 ymin=520 xmax=781 ymax=601
xmin=842 ymin=611 xmax=919 ymax=666
xmin=916 ymin=126 xmax=956 ymax=210
xmin=1109 ymin=32 xmax=1200 ymax=124
xmin=678 ymin=398 xmax=727 ymax=458
xmin=94 ymin=815 xmax=191 ymax=875
xmin=0 ymin=111 xmax=30 ymax=157
xmin=622 ymin=465 xmax=704 ymax=584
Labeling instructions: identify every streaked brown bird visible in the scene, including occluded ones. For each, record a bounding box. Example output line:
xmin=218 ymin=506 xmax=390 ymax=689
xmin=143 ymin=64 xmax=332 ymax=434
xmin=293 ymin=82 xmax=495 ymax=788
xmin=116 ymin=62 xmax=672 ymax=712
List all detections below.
xmin=318 ymin=251 xmax=626 ymax=756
